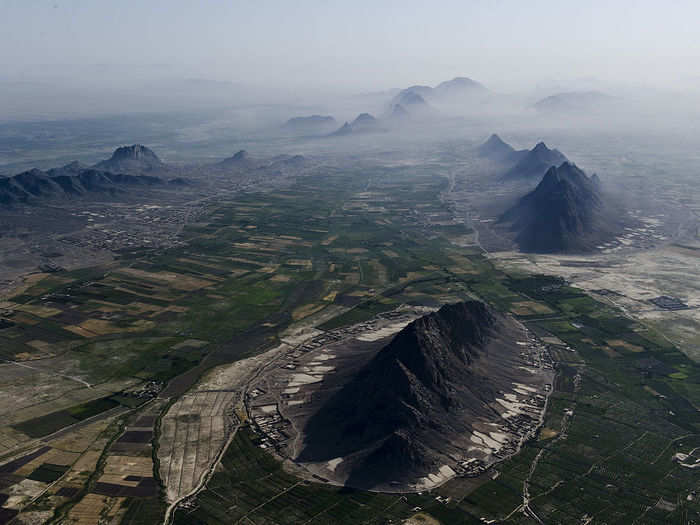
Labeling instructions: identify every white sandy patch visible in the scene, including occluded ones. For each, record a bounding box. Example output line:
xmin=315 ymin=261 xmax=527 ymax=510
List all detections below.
xmin=289 ymin=373 xmax=323 ymax=385
xmin=257 ymin=404 xmax=278 ymax=414
xmin=355 ymin=321 xmax=413 ymax=342
xmin=327 ymin=457 xmax=344 ymax=472
xmin=308 ymin=366 xmax=335 ymax=373
xmin=287 ymin=399 xmax=305 ymax=407
xmin=471 ymin=430 xmax=502 ymax=451
xmin=283 ymin=387 xmax=300 ymax=394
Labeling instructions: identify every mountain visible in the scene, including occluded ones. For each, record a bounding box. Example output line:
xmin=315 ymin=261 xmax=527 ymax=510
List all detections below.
xmin=329 ymin=113 xmax=383 ymax=136
xmin=390 ymin=77 xmax=488 ymax=110
xmin=216 ymin=149 xmax=255 ymax=169
xmin=329 ymin=122 xmax=353 ymax=137
xmin=477 ymin=134 xmax=527 ymax=163
xmin=0 ymin=165 xmax=165 ymax=207
xmin=433 ymin=77 xmax=487 ymax=99
xmin=209 ymin=150 xmax=307 ymax=179
xmin=502 ymin=141 xmax=567 ymax=180
xmin=298 ymin=301 xmax=539 ymax=489
xmin=534 ymin=91 xmax=613 ymax=113
xmin=500 ymin=162 xmax=620 ymax=252
xmin=387 ymin=104 xmax=410 ymax=122
xmin=282 ymin=115 xmax=336 ymax=133
xmin=393 ymin=90 xmax=429 ymax=108
xmin=93 ymin=144 xmax=165 ymax=173
xmin=352 ymin=112 xmax=379 ymax=128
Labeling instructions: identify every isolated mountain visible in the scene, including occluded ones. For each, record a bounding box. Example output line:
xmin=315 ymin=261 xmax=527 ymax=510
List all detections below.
xmin=502 ymin=141 xmax=567 ymax=180
xmin=216 ymin=149 xmax=254 ymax=168
xmin=433 ymin=77 xmax=487 ymax=99
xmin=298 ymin=301 xmax=533 ymax=489
xmin=0 ymin=166 xmax=164 ymax=207
xmin=477 ymin=134 xmax=528 ymax=164
xmin=94 ymin=144 xmax=164 ymax=173
xmin=352 ymin=113 xmax=379 ymax=128
xmin=500 ymin=162 xmax=620 ymax=252
xmin=534 ymin=91 xmax=613 ymax=113
xmin=283 ymin=115 xmax=336 ymax=133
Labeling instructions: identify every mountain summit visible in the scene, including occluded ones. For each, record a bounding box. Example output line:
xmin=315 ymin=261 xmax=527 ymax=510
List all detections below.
xmin=502 ymin=141 xmax=567 ymax=180
xmin=94 ymin=144 xmax=164 ymax=173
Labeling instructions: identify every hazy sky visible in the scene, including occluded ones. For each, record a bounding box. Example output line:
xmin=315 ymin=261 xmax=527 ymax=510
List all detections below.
xmin=1 ymin=0 xmax=699 ymax=92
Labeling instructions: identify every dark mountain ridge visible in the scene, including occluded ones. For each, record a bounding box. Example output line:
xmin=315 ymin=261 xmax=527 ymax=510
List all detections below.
xmin=0 ymin=164 xmax=165 ymax=207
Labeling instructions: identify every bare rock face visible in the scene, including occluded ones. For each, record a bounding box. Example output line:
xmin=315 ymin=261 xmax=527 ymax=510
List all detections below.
xmin=94 ymin=144 xmax=164 ymax=173
xmin=297 ymin=301 xmax=545 ymax=490
xmin=502 ymin=141 xmax=567 ymax=180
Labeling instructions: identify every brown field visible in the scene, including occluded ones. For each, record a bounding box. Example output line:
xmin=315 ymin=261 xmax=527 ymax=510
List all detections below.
xmin=99 ymin=455 xmax=153 ymax=487
xmin=539 ymin=427 xmax=559 ymax=440
xmin=510 ymin=301 xmax=555 ymax=316
xmin=66 ymin=493 xmax=126 ymax=525
xmin=65 ymin=318 xmax=155 ymax=337
xmin=600 ymin=346 xmax=621 ymax=358
xmin=404 ymin=512 xmax=442 ymax=525
xmin=115 ymin=268 xmax=215 ymax=292
xmin=321 ymin=234 xmax=338 ymax=246
xmin=607 ymin=339 xmax=645 ymax=352
xmin=14 ymin=304 xmax=62 ymax=318
xmin=10 ymin=313 xmax=40 ymax=326
xmin=292 ymin=303 xmax=326 ymax=321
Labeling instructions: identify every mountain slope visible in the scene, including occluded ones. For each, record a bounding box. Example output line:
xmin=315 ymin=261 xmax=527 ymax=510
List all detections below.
xmin=476 ymin=134 xmax=529 ymax=164
xmin=298 ymin=301 xmax=537 ymax=489
xmin=93 ymin=144 xmax=165 ymax=173
xmin=502 ymin=141 xmax=567 ymax=180
xmin=500 ymin=162 xmax=620 ymax=252
xmin=0 ymin=165 xmax=164 ymax=207
xmin=283 ymin=115 xmax=336 ymax=133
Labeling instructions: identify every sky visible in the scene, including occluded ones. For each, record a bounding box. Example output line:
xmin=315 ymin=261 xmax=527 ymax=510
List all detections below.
xmin=1 ymin=0 xmax=699 ymax=93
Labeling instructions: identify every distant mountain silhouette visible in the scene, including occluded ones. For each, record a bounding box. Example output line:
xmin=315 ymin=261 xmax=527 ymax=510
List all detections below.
xmin=433 ymin=77 xmax=487 ymax=99
xmin=283 ymin=115 xmax=336 ymax=133
xmin=392 ymin=77 xmax=487 ymax=107
xmin=534 ymin=91 xmax=613 ymax=113
xmin=502 ymin=141 xmax=567 ymax=180
xmin=216 ymin=149 xmax=254 ymax=168
xmin=388 ymin=104 xmax=410 ymax=121
xmin=94 ymin=144 xmax=164 ymax=173
xmin=329 ymin=113 xmax=384 ymax=136
xmin=208 ymin=150 xmax=307 ymax=178
xmin=477 ymin=134 xmax=528 ymax=163
xmin=329 ymin=122 xmax=353 ymax=137
xmin=500 ymin=162 xmax=621 ymax=252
